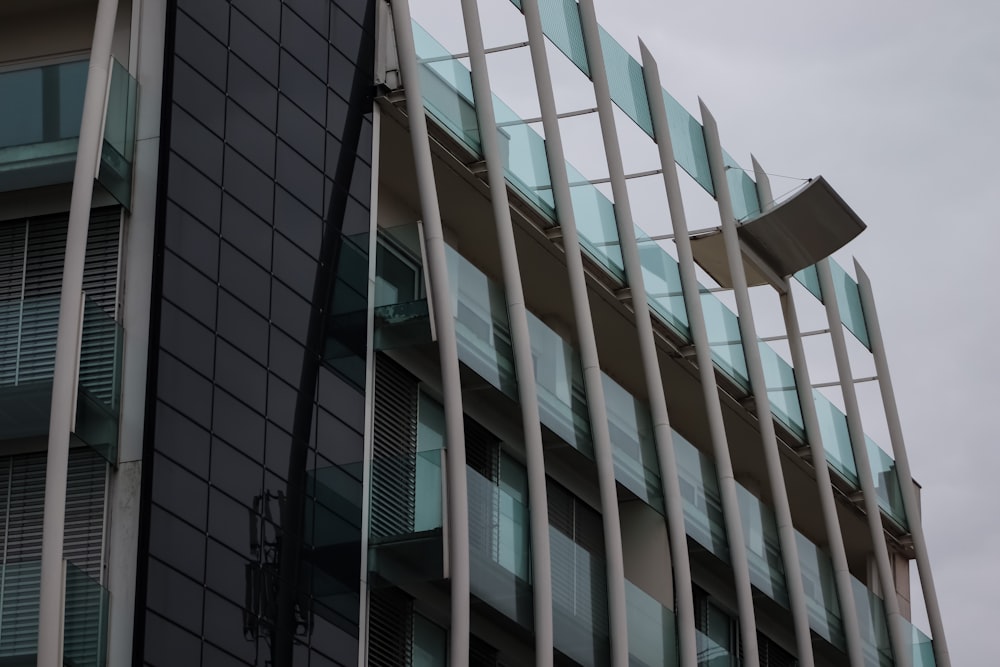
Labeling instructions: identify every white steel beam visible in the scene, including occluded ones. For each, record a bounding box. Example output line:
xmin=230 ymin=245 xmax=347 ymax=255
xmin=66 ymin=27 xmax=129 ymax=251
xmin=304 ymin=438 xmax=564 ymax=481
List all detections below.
xmin=38 ymin=0 xmax=120 ymax=663
xmin=815 ymin=258 xmax=911 ymax=667
xmin=856 ymin=263 xmax=951 ymax=667
xmin=457 ymin=0 xmax=554 ymax=662
xmin=755 ymin=160 xmax=867 ymax=667
xmin=700 ymin=102 xmax=814 ymax=667
xmin=389 ymin=2 xmax=471 ymax=664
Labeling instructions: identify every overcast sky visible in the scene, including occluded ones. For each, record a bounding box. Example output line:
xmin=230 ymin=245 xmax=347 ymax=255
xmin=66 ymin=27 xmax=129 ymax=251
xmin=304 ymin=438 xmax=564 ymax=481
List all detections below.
xmin=410 ymin=0 xmax=999 ymax=662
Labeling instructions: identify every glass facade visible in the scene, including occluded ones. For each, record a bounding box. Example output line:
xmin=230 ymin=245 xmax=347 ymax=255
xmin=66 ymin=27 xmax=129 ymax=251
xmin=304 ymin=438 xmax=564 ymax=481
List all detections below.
xmin=136 ymin=0 xmax=376 ymax=665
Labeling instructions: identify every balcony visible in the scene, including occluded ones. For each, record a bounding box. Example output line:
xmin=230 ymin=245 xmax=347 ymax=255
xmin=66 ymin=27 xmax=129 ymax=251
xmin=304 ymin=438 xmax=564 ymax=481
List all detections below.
xmin=0 ymin=295 xmax=123 ymax=464
xmin=0 ymin=559 xmax=109 ymax=666
xmin=0 ymin=57 xmax=137 ymax=208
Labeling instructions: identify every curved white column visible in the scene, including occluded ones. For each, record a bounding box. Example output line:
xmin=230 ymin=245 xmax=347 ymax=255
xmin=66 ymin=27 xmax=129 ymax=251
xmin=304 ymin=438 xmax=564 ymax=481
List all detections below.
xmin=699 ymin=101 xmax=813 ymax=667
xmin=38 ymin=0 xmax=120 ymax=664
xmin=456 ymin=0 xmax=554 ymax=663
xmin=756 ymin=157 xmax=867 ymax=667
xmin=637 ymin=41 xmax=734 ymax=667
xmin=855 ymin=263 xmax=950 ymax=667
xmin=815 ymin=259 xmax=910 ymax=667
xmin=388 ymin=3 xmax=471 ymax=664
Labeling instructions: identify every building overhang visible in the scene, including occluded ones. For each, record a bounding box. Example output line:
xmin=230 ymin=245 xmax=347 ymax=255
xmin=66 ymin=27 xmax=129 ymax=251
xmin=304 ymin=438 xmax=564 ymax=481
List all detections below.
xmin=691 ymin=176 xmax=867 ymax=288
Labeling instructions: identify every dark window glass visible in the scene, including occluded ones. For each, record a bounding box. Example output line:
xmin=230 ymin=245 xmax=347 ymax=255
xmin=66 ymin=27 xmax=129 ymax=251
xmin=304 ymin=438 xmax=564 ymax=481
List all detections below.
xmin=167 ymin=155 xmax=222 ymax=231
xmin=269 ymin=279 xmax=312 ymax=343
xmin=217 ymin=288 xmax=269 ymax=361
xmin=171 ymin=105 xmax=224 ymax=182
xmin=207 ymin=487 xmax=254 ymax=556
xmin=274 ymin=185 xmax=322 ymax=257
xmin=315 ymin=407 xmax=362 ymax=466
xmin=152 ymin=453 xmax=209 ymax=528
xmin=144 ymin=611 xmax=203 ymax=667
xmin=145 ymin=557 xmax=205 ymax=635
xmin=223 ymin=146 xmax=274 ymax=224
xmin=327 ymin=46 xmax=355 ymax=102
xmin=219 ymin=241 xmax=271 ymax=316
xmin=174 ymin=10 xmax=228 ymax=89
xmin=159 ymin=298 xmax=216 ymax=378
xmin=267 ymin=326 xmax=308 ymax=388
xmin=227 ymin=53 xmax=278 ymax=129
xmin=317 ymin=366 xmax=364 ymax=432
xmin=331 ymin=9 xmax=364 ymax=63
xmin=172 ymin=57 xmax=226 ymax=136
xmin=264 ymin=419 xmax=294 ymax=479
xmin=157 ymin=349 xmax=214 ymax=428
xmin=212 ymin=386 xmax=266 ymax=460
xmin=164 ymin=201 xmax=220 ymax=280
xmin=327 ymin=90 xmax=348 ymax=136
xmin=266 ymin=375 xmax=298 ymax=436
xmin=279 ymin=50 xmax=326 ymax=124
xmin=148 ymin=505 xmax=207 ymax=581
xmin=342 ymin=193 xmax=371 ymax=236
xmin=215 ymin=338 xmax=268 ymax=413
xmin=231 ymin=0 xmax=279 ymax=40
xmin=220 ymin=194 xmax=273 ymax=269
xmin=272 ymin=230 xmax=318 ymax=300
xmin=176 ymin=0 xmax=230 ymax=42
xmin=334 ymin=0 xmax=370 ymax=27
xmin=202 ymin=641 xmax=254 ymax=667
xmin=276 ymin=140 xmax=325 ymax=215
xmin=286 ymin=0 xmax=330 ymax=37
xmin=230 ymin=9 xmax=279 ymax=85
xmin=203 ymin=590 xmax=259 ymax=665
xmin=211 ymin=437 xmax=264 ymax=506
xmin=155 ymin=401 xmax=211 ymax=479
xmin=161 ymin=250 xmax=218 ymax=328
xmin=278 ymin=95 xmax=325 ymax=170
xmin=281 ymin=7 xmax=328 ymax=81
xmin=226 ymin=99 xmax=276 ymax=178
xmin=205 ymin=538 xmax=252 ymax=606
xmin=349 ymin=159 xmax=371 ymax=205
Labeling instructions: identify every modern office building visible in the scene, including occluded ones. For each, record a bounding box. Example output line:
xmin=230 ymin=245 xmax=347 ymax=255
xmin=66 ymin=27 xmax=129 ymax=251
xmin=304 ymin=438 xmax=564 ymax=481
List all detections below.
xmin=0 ymin=0 xmax=950 ymax=665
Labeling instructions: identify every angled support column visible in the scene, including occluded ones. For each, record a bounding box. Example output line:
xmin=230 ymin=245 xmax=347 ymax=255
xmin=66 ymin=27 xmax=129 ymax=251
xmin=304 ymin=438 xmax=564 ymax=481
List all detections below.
xmin=699 ymin=102 xmax=814 ymax=667
xmin=754 ymin=160 xmax=867 ymax=667
xmin=816 ymin=259 xmax=910 ymax=667
xmin=457 ymin=0 xmax=554 ymax=663
xmin=38 ymin=0 xmax=119 ymax=663
xmin=856 ymin=264 xmax=950 ymax=667
xmin=639 ymin=42 xmax=742 ymax=667
xmin=389 ymin=3 xmax=471 ymax=664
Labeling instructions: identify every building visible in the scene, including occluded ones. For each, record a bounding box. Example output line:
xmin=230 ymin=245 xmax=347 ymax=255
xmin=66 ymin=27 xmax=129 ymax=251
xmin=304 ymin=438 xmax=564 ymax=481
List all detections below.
xmin=0 ymin=0 xmax=950 ymax=665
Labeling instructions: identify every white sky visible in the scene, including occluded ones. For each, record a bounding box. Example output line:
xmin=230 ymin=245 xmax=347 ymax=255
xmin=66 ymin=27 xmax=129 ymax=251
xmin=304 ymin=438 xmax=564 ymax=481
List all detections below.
xmin=409 ymin=0 xmax=999 ymax=662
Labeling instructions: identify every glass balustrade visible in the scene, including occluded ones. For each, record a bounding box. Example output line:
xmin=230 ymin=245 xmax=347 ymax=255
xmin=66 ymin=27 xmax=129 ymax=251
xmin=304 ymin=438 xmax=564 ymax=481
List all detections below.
xmin=0 ymin=295 xmax=122 ymax=463
xmin=851 ymin=576 xmax=894 ymax=667
xmin=674 ymin=433 xmax=729 ymax=561
xmin=0 ymin=58 xmax=137 ymax=207
xmin=902 ymin=618 xmax=937 ymax=667
xmin=0 ymin=559 xmax=108 ymax=666
xmin=796 ymin=531 xmax=845 ymax=648
xmin=736 ymin=485 xmax=789 ymax=607
xmin=625 ymin=579 xmax=677 ymax=667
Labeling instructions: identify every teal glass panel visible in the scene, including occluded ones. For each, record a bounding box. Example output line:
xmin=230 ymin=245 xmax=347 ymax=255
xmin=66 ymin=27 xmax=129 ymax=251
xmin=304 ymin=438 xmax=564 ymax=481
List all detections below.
xmin=415 ymin=393 xmax=446 ymax=532
xmin=700 ymin=291 xmax=750 ymax=390
xmin=851 ymin=577 xmax=894 ymax=667
xmin=599 ymin=27 xmax=653 ymax=136
xmin=794 ymin=264 xmax=823 ymax=301
xmin=413 ymin=614 xmax=448 ymax=667
xmin=636 ymin=233 xmax=690 ymax=340
xmin=325 ymin=231 xmax=371 ymax=386
xmin=602 ymin=374 xmax=662 ymax=513
xmin=0 ymin=559 xmax=41 ymax=660
xmin=412 ymin=22 xmax=481 ymax=155
xmin=550 ymin=525 xmax=610 ymax=666
xmin=0 ymin=60 xmax=87 ymax=193
xmin=662 ymin=90 xmax=714 ymax=195
xmin=865 ymin=435 xmax=907 ymax=530
xmin=374 ymin=226 xmax=432 ymax=350
xmin=0 ymin=295 xmax=121 ymax=464
xmin=492 ymin=97 xmax=557 ymax=218
xmin=696 ymin=600 xmax=734 ymax=667
xmin=468 ymin=459 xmax=533 ymax=627
xmin=795 ymin=531 xmax=845 ymax=648
xmin=526 ymin=311 xmax=593 ymax=456
xmin=757 ymin=342 xmax=805 ymax=440
xmin=674 ymin=433 xmax=728 ymax=560
xmin=568 ymin=162 xmax=625 ymax=282
xmin=829 ymin=259 xmax=871 ymax=350
xmin=736 ymin=485 xmax=788 ymax=607
xmin=533 ymin=0 xmax=590 ymax=75
xmin=813 ymin=392 xmax=860 ymax=486
xmin=64 ymin=561 xmax=110 ymax=667
xmin=903 ymin=618 xmax=936 ymax=667
xmin=625 ymin=579 xmax=677 ymax=667
xmin=721 ymin=150 xmax=760 ymax=221
xmin=98 ymin=58 xmax=138 ymax=208
xmin=445 ymin=246 xmax=518 ymax=397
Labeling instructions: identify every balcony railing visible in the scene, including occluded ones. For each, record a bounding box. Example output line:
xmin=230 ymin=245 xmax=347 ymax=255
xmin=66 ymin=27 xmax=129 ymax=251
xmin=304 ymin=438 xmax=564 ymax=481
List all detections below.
xmin=0 ymin=57 xmax=137 ymax=208
xmin=0 ymin=295 xmax=123 ymax=464
xmin=0 ymin=559 xmax=109 ymax=666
